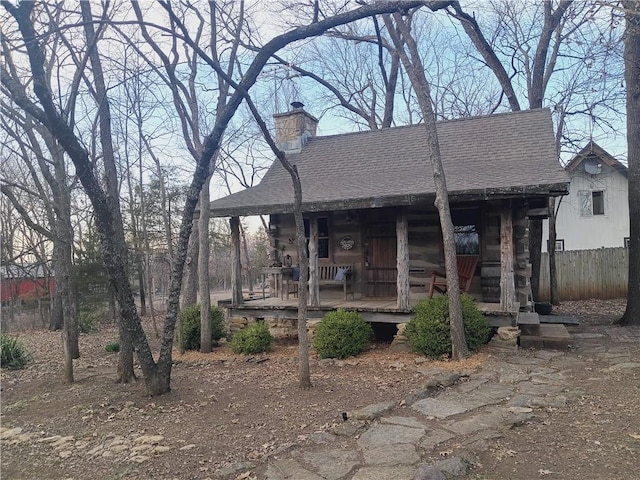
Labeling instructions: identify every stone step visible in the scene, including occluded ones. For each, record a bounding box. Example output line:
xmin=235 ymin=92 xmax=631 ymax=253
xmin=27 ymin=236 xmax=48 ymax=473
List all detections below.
xmin=516 ymin=312 xmax=540 ymax=336
xmin=520 ymin=323 xmax=571 ymax=351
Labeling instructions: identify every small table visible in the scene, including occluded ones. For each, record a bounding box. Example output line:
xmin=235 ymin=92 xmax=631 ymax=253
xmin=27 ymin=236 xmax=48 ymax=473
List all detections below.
xmin=261 ymin=267 xmax=292 ymax=300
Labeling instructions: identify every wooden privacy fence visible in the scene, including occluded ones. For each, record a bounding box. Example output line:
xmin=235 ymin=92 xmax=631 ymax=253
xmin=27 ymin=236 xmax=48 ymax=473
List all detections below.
xmin=538 ymin=247 xmax=628 ymax=301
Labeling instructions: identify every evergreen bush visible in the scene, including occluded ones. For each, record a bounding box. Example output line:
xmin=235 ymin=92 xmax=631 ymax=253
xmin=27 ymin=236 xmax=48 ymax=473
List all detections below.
xmin=313 ymin=309 xmax=373 ymax=359
xmin=230 ymin=321 xmax=272 ymax=355
xmin=1 ymin=334 xmax=31 ymax=370
xmin=105 ymin=342 xmax=120 ymax=353
xmin=405 ymin=294 xmax=491 ymax=358
xmin=179 ymin=304 xmax=226 ymax=351
xmin=78 ymin=308 xmax=100 ymax=333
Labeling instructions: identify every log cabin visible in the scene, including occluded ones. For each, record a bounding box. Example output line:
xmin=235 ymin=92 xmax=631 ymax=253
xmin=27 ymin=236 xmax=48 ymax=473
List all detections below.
xmin=208 ymin=105 xmax=569 ymax=332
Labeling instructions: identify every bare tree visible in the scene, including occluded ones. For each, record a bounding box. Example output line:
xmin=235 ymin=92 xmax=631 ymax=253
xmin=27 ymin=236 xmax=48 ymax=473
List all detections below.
xmin=2 ymin=0 xmax=432 ymax=396
xmin=382 ymin=10 xmax=468 ymax=359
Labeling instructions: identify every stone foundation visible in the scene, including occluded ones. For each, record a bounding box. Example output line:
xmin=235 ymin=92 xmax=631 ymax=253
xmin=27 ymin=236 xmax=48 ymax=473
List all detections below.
xmin=389 ymin=323 xmax=411 ymax=352
xmin=228 ymin=315 xmax=322 ymax=341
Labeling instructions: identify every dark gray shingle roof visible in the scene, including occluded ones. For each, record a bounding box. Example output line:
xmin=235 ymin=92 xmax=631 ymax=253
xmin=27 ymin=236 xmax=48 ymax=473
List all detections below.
xmin=209 ymin=108 xmax=569 ymax=217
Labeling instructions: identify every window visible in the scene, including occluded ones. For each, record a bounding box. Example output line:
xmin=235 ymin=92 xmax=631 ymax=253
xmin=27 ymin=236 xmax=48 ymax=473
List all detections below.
xmin=304 ymin=217 xmax=329 ymax=258
xmin=451 ymin=209 xmax=480 ymax=255
xmin=579 ymin=190 xmax=605 ymax=216
xmin=624 ymin=237 xmax=631 ymax=248
xmin=548 ymin=239 xmax=565 ymax=251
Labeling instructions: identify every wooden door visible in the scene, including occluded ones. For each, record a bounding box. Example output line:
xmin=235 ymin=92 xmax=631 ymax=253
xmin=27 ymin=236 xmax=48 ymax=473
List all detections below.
xmin=365 ymin=222 xmax=397 ymax=297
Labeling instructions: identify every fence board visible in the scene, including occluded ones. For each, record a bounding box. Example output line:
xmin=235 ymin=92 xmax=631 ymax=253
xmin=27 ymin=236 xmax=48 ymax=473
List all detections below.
xmin=538 ymin=248 xmax=628 ymax=301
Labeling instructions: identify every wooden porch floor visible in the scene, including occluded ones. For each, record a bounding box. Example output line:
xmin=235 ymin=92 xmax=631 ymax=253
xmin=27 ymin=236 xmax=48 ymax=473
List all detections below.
xmin=223 ymin=292 xmax=516 ymax=325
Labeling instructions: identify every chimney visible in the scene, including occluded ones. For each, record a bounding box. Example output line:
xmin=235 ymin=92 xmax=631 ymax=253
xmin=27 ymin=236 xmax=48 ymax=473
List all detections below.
xmin=273 ymin=102 xmax=318 ymax=153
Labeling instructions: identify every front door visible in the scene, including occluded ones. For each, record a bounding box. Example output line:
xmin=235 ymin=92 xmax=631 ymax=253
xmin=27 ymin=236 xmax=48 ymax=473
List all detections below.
xmin=364 ymin=222 xmax=397 ymax=297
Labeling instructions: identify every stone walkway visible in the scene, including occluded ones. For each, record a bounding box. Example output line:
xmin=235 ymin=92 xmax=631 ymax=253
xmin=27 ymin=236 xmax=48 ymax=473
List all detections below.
xmin=259 ymin=326 xmax=640 ymax=480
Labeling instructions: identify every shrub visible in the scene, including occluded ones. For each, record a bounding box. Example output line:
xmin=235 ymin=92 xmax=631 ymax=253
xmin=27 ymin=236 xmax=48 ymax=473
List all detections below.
xmin=231 ymin=321 xmax=272 ymax=355
xmin=78 ymin=308 xmax=100 ymax=333
xmin=405 ymin=294 xmax=491 ymax=358
xmin=1 ymin=335 xmax=31 ymax=370
xmin=179 ymin=304 xmax=226 ymax=351
xmin=313 ymin=309 xmax=373 ymax=359
xmin=105 ymin=342 xmax=120 ymax=353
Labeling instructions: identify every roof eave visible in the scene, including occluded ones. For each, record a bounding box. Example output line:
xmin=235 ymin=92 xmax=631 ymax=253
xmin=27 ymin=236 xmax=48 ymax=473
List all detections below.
xmin=208 ymin=182 xmax=570 ymax=218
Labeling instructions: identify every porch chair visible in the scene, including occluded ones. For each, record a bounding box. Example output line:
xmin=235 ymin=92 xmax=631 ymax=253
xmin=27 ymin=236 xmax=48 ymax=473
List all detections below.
xmin=427 ymin=255 xmax=479 ymax=298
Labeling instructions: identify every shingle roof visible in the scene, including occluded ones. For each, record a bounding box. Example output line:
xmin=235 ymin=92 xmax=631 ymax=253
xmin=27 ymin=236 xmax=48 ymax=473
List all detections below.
xmin=209 ymin=108 xmax=569 ymax=217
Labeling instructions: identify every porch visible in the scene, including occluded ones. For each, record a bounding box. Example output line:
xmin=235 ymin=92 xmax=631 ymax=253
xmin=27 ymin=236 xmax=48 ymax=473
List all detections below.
xmin=222 ymin=293 xmax=515 ymax=327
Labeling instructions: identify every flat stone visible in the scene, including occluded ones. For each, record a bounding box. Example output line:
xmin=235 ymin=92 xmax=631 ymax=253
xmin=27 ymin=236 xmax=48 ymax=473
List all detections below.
xmin=357 ymin=424 xmax=425 ymax=449
xmin=572 ymin=333 xmax=605 ymax=339
xmin=351 ymin=465 xmax=416 ymax=480
xmin=455 ymin=377 xmax=490 ymax=393
xmin=301 ymin=449 xmax=360 ymax=480
xmin=446 ymin=408 xmax=506 ymax=434
xmin=363 ymin=443 xmax=419 ymax=466
xmin=517 ymin=382 xmax=563 ymax=396
xmin=214 ymin=462 xmax=255 ymax=478
xmin=381 ymin=416 xmax=428 ymax=429
xmin=499 ymin=372 xmax=531 ymax=384
xmin=180 ymin=444 xmax=196 ymax=451
xmin=309 ymin=431 xmax=338 ymax=444
xmin=352 ymin=401 xmax=395 ymax=421
xmin=134 ymin=435 xmax=164 ymax=445
xmin=332 ymin=420 xmax=364 ymax=437
xmin=433 ymin=457 xmax=469 ymax=476
xmin=508 ymin=394 xmax=567 ymax=408
xmin=606 ymin=362 xmax=640 ymax=371
xmin=412 ymin=398 xmax=471 ymax=419
xmin=265 ymin=459 xmax=324 ymax=480
xmin=419 ymin=429 xmax=455 ymax=450
xmin=414 ymin=465 xmax=446 ymax=480
xmin=508 ymin=406 xmax=533 ymax=414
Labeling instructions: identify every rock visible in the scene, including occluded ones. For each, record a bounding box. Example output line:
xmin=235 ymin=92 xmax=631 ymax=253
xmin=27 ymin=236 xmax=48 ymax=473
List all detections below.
xmin=363 ymin=443 xmax=419 ymax=466
xmin=134 ymin=434 xmax=164 ymax=445
xmin=352 ymin=401 xmax=395 ymax=421
xmin=606 ymin=362 xmax=640 ymax=372
xmin=508 ymin=406 xmax=533 ymax=414
xmin=309 ymin=432 xmax=338 ymax=444
xmin=412 ymin=398 xmax=472 ymax=419
xmin=152 ymin=445 xmax=171 ymax=454
xmin=213 ymin=461 xmax=255 ymax=478
xmin=180 ymin=444 xmax=197 ymax=451
xmin=433 ymin=457 xmax=469 ymax=476
xmin=129 ymin=455 xmax=150 ymax=464
xmin=497 ymin=327 xmax=520 ymax=342
xmin=58 ymin=450 xmax=73 ymax=459
xmin=414 ymin=465 xmax=446 ymax=480
xmin=419 ymin=429 xmax=455 ymax=451
xmin=351 ymin=465 xmax=416 ymax=480
xmin=265 ymin=458 xmax=324 ymax=480
xmin=380 ymin=416 xmax=428 ymax=429
xmin=332 ymin=421 xmax=363 ymax=437
xmin=301 ymin=449 xmax=360 ymax=480
xmin=357 ymin=424 xmax=425 ymax=449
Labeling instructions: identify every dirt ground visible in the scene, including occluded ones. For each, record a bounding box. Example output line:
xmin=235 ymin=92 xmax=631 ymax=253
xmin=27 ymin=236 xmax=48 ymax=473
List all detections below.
xmin=1 ymin=298 xmax=637 ymax=479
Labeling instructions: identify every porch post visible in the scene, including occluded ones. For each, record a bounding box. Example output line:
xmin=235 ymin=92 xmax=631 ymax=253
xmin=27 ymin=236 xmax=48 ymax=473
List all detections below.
xmin=500 ymin=202 xmax=517 ymax=312
xmin=309 ymin=217 xmax=320 ymax=306
xmin=230 ymin=216 xmax=243 ymax=305
xmin=396 ymin=208 xmax=410 ymax=310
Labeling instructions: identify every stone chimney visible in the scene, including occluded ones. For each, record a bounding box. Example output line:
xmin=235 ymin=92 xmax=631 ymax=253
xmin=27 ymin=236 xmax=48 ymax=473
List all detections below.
xmin=273 ymin=102 xmax=318 ymax=153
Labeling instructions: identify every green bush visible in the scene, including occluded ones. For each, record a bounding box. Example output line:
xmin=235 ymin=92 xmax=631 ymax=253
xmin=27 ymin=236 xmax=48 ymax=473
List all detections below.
xmin=78 ymin=308 xmax=100 ymax=333
xmin=313 ymin=309 xmax=373 ymax=359
xmin=179 ymin=304 xmax=226 ymax=351
xmin=405 ymin=294 xmax=491 ymax=358
xmin=1 ymin=334 xmax=31 ymax=370
xmin=231 ymin=321 xmax=272 ymax=355
xmin=105 ymin=342 xmax=120 ymax=353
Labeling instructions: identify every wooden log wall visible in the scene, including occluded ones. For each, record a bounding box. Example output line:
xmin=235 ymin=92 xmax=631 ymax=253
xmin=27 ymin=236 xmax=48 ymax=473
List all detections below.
xmin=513 ymin=203 xmax=531 ymax=309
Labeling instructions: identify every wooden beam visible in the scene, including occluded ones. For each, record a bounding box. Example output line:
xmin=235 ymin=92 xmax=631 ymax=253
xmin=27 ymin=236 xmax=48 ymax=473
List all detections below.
xmin=500 ymin=202 xmax=518 ymax=312
xmin=230 ymin=216 xmax=243 ymax=305
xmin=396 ymin=208 xmax=410 ymax=310
xmin=309 ymin=217 xmax=320 ymax=306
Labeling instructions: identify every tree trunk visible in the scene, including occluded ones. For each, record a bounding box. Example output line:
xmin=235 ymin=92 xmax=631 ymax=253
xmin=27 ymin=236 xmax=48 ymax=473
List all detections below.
xmin=384 ymin=12 xmax=469 ymax=359
xmin=620 ymin=1 xmax=640 ymax=326
xmin=182 ymin=225 xmax=199 ymax=307
xmin=309 ymin=217 xmax=320 ymax=306
xmin=199 ymin=180 xmax=212 ymax=353
xmin=396 ymin=208 xmax=410 ymax=310
xmin=138 ymin=261 xmax=146 ymax=317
